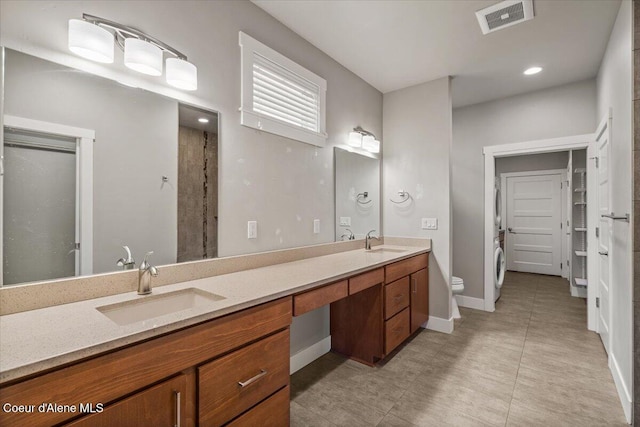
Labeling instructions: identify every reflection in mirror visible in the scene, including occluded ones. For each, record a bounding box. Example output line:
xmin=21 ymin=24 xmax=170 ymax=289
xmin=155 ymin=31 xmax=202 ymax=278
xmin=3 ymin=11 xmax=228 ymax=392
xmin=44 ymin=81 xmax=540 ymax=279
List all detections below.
xmin=334 ymin=147 xmax=380 ymax=241
xmin=1 ymin=48 xmax=219 ymax=287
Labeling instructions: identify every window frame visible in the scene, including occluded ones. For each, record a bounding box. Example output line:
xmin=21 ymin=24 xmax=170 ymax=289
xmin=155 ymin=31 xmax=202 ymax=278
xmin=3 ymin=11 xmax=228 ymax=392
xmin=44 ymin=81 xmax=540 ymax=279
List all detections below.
xmin=239 ymin=32 xmax=328 ymax=147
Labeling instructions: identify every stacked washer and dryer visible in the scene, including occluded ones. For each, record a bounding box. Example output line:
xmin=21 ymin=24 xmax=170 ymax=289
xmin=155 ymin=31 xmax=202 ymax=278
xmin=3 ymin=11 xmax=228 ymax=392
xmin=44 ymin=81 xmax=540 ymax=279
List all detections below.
xmin=494 ymin=178 xmax=506 ymax=301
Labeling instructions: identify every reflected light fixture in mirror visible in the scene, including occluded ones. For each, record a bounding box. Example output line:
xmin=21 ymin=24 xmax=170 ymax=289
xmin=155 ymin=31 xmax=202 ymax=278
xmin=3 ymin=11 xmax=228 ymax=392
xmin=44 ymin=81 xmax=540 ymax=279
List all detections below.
xmin=68 ymin=13 xmax=198 ymax=91
xmin=349 ymin=126 xmax=380 ymax=153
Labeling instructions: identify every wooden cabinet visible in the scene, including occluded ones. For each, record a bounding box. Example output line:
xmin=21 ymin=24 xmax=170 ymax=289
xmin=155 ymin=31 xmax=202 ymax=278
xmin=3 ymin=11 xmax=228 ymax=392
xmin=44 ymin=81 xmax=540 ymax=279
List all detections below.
xmin=65 ymin=374 xmax=188 ymax=427
xmin=410 ymin=268 xmax=429 ymax=333
xmin=0 ymin=297 xmax=292 ymax=427
xmin=330 ymin=253 xmax=429 ymax=364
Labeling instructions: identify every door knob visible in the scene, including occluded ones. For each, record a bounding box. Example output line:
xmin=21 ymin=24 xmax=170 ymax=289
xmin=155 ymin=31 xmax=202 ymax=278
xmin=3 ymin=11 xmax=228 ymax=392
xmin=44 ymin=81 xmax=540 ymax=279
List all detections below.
xmin=508 ymin=227 xmax=516 ymax=234
xmin=599 ymin=250 xmax=609 ymax=256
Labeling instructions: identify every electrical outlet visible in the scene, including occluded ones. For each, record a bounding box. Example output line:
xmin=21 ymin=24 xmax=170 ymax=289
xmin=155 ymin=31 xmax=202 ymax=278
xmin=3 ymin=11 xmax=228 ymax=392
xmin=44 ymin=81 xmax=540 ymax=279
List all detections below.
xmin=313 ymin=219 xmax=320 ymax=234
xmin=339 ymin=216 xmax=351 ymax=227
xmin=247 ymin=221 xmax=257 ymax=239
xmin=421 ymin=218 xmax=438 ymax=230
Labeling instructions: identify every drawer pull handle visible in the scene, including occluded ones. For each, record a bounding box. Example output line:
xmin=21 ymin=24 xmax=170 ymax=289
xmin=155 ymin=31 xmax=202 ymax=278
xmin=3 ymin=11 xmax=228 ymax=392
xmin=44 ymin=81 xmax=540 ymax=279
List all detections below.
xmin=238 ymin=369 xmax=268 ymax=388
xmin=412 ymin=278 xmax=417 ymax=294
xmin=174 ymin=391 xmax=181 ymax=427
xmin=393 ymin=327 xmax=404 ymax=334
xmin=394 ymin=294 xmax=404 ymax=301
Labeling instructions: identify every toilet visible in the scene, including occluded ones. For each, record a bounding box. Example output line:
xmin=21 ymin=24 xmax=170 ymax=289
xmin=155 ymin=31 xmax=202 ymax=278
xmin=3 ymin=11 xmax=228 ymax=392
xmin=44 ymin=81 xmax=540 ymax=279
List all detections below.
xmin=451 ymin=276 xmax=464 ymax=319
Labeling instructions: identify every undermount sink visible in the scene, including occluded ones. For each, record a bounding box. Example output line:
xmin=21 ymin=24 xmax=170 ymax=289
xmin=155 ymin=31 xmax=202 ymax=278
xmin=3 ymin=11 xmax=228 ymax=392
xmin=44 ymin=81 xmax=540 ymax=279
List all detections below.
xmin=97 ymin=288 xmax=226 ymax=326
xmin=366 ymin=247 xmax=408 ymax=254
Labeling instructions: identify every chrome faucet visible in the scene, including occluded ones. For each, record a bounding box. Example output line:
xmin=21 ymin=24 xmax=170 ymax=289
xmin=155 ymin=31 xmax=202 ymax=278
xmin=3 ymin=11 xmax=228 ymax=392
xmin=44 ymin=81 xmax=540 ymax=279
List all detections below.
xmin=341 ymin=229 xmax=355 ymax=241
xmin=365 ymin=230 xmax=380 ymax=250
xmin=138 ymin=251 xmax=159 ymax=295
xmin=116 ymin=246 xmax=136 ymax=270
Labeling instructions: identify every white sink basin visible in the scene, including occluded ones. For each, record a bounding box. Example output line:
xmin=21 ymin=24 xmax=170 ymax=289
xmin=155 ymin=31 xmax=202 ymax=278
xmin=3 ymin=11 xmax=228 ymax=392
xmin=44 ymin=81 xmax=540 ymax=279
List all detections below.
xmin=97 ymin=288 xmax=226 ymax=326
xmin=366 ymin=248 xmax=408 ymax=254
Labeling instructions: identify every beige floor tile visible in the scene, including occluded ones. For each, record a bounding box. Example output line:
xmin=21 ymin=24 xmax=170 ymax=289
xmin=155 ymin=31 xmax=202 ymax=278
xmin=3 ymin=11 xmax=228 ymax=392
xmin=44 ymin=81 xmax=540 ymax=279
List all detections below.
xmin=290 ymin=271 xmax=626 ymax=426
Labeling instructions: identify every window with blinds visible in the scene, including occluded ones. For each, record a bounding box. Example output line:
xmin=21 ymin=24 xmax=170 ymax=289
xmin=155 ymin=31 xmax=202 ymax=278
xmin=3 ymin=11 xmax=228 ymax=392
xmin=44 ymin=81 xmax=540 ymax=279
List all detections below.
xmin=239 ymin=32 xmax=327 ymax=147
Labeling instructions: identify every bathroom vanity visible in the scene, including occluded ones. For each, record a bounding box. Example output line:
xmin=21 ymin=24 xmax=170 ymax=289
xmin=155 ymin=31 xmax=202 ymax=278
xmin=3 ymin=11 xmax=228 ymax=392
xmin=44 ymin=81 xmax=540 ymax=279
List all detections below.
xmin=0 ymin=244 xmax=430 ymax=427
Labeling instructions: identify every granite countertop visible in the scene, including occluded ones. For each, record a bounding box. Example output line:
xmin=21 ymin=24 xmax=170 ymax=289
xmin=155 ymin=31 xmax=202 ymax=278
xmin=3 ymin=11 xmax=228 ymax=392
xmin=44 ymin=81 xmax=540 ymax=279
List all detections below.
xmin=0 ymin=244 xmax=430 ymax=383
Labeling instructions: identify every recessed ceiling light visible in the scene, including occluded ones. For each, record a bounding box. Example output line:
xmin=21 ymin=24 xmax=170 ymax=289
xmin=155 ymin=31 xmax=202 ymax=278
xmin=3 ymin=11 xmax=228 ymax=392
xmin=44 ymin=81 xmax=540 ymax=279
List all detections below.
xmin=198 ymin=118 xmax=209 ymax=123
xmin=524 ymin=66 xmax=542 ymax=76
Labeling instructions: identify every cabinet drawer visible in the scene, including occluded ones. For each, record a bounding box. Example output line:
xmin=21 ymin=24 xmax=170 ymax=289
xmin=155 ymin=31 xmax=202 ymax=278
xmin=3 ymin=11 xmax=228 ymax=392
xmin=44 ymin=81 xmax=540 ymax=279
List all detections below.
xmin=385 ymin=253 xmax=428 ymax=284
xmin=226 ymin=385 xmax=290 ymax=427
xmin=384 ymin=307 xmax=410 ymax=355
xmin=384 ymin=277 xmax=410 ymax=320
xmin=349 ymin=268 xmax=384 ymax=295
xmin=198 ymin=329 xmax=289 ymax=426
xmin=293 ymin=280 xmax=348 ymax=316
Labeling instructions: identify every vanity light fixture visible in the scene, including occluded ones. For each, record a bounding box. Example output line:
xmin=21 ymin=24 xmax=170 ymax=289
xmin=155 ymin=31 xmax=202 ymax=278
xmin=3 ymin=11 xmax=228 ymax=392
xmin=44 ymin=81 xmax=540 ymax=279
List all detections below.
xmin=68 ymin=14 xmax=198 ymax=90
xmin=523 ymin=66 xmax=542 ymax=75
xmin=349 ymin=126 xmax=380 ymax=153
xmin=198 ymin=118 xmax=210 ymax=123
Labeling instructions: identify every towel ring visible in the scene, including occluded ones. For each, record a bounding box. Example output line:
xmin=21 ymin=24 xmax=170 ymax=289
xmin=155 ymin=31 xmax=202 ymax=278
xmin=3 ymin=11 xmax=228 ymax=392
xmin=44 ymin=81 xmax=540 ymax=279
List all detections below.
xmin=356 ymin=191 xmax=372 ymax=205
xmin=390 ymin=190 xmax=411 ymax=204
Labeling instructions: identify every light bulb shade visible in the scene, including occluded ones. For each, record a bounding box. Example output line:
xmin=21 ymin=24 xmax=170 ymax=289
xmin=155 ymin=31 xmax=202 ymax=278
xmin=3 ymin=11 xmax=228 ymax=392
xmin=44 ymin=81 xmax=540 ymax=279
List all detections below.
xmin=362 ymin=136 xmax=380 ymax=153
xmin=68 ymin=19 xmax=114 ymax=63
xmin=124 ymin=38 xmax=163 ymax=76
xmin=166 ymin=58 xmax=198 ymax=91
xmin=362 ymin=139 xmax=380 ymax=153
xmin=348 ymin=131 xmax=362 ymax=147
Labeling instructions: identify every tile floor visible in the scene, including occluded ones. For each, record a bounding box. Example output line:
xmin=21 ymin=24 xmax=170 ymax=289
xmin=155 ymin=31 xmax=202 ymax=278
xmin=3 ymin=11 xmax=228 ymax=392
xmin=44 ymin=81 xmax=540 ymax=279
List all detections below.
xmin=290 ymin=272 xmax=628 ymax=426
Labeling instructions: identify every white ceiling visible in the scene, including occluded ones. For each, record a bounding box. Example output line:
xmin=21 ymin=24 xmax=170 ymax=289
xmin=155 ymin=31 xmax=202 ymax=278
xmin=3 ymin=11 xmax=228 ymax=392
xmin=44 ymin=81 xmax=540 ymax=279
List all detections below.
xmin=252 ymin=0 xmax=621 ymax=108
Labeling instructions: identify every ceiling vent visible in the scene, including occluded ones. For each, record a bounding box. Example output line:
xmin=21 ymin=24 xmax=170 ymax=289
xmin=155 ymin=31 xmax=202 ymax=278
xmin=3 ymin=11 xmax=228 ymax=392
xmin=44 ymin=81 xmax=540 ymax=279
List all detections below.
xmin=476 ymin=0 xmax=534 ymax=35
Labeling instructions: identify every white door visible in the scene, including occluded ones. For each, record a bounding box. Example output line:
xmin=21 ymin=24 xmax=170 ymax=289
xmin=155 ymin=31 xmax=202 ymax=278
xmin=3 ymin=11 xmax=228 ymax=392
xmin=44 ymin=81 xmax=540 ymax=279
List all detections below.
xmin=565 ymin=152 xmax=573 ymax=281
xmin=595 ymin=120 xmax=611 ymax=354
xmin=506 ymin=172 xmax=562 ymax=275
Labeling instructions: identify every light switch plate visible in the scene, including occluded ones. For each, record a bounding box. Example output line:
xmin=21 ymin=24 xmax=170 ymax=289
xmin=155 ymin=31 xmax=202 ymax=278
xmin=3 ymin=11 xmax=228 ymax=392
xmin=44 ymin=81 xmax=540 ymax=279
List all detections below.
xmin=248 ymin=221 xmax=257 ymax=239
xmin=339 ymin=216 xmax=351 ymax=227
xmin=313 ymin=219 xmax=320 ymax=234
xmin=421 ymin=218 xmax=438 ymax=230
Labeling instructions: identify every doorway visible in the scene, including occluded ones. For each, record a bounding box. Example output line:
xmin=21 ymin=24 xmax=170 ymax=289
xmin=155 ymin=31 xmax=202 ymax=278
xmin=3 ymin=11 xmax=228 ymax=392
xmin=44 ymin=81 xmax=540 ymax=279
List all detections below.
xmin=502 ymin=170 xmax=564 ymax=276
xmin=1 ymin=115 xmax=93 ymax=286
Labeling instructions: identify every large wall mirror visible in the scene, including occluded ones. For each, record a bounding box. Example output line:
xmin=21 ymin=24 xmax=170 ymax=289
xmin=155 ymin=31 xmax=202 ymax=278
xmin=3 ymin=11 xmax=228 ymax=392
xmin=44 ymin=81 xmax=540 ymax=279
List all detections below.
xmin=1 ymin=48 xmax=219 ymax=286
xmin=334 ymin=147 xmax=380 ymax=241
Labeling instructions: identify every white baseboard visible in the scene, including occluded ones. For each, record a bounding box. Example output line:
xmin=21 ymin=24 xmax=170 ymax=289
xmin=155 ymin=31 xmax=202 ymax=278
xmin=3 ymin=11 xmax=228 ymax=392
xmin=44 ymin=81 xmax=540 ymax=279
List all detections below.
xmin=455 ymin=295 xmax=485 ymax=311
xmin=426 ymin=315 xmax=454 ymax=334
xmin=289 ymin=335 xmax=332 ymax=374
xmin=609 ymin=353 xmax=632 ymax=423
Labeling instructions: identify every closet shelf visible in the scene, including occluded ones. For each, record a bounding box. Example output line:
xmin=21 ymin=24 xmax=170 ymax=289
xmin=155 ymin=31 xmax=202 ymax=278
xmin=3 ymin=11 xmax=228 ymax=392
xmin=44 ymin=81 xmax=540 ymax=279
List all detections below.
xmin=574 ymin=227 xmax=587 ymax=232
xmin=574 ymin=202 xmax=587 ymax=206
xmin=574 ymin=188 xmax=586 ymax=193
xmin=574 ymin=278 xmax=588 ymax=287
xmin=574 ymin=168 xmax=586 ymax=174
xmin=575 ymin=250 xmax=587 ymax=257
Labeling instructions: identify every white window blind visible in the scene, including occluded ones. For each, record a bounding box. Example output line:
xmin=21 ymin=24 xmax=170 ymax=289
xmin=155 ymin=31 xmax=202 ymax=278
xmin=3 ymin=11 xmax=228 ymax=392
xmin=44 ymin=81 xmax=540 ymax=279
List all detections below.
xmin=239 ymin=32 xmax=327 ymax=147
xmin=253 ymin=53 xmax=320 ymax=133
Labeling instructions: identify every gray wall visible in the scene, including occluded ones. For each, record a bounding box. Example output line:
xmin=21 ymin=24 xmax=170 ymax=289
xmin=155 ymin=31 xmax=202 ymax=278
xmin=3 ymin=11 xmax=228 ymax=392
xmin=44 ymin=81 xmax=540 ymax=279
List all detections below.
xmin=4 ymin=50 xmax=178 ymax=274
xmin=495 ymin=152 xmax=569 ymax=176
xmin=1 ymin=1 xmax=383 ymax=361
xmin=383 ymin=77 xmax=452 ymax=320
xmin=452 ymin=79 xmax=597 ymax=299
xmin=596 ymin=0 xmax=633 ymax=418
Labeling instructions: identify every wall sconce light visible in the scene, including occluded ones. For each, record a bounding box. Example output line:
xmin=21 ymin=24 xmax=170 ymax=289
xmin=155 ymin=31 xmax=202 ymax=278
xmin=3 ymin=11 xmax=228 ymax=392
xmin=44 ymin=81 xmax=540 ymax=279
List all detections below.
xmin=68 ymin=14 xmax=198 ymax=91
xmin=348 ymin=126 xmax=380 ymax=153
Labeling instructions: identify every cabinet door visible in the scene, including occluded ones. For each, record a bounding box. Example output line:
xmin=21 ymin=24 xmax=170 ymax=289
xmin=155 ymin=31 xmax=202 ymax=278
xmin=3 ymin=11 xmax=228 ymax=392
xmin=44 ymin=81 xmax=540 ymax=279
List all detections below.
xmin=410 ymin=268 xmax=429 ymax=333
xmin=65 ymin=374 xmax=188 ymax=427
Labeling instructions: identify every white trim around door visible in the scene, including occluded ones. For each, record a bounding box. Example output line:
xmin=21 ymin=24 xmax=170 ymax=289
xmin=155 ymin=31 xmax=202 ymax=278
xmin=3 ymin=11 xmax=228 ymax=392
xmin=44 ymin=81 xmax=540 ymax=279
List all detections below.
xmin=482 ymin=134 xmax=594 ymax=324
xmin=3 ymin=115 xmax=94 ymax=279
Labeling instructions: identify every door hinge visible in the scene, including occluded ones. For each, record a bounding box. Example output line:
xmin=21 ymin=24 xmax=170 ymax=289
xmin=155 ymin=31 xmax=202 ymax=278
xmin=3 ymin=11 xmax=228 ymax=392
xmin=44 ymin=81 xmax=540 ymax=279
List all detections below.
xmin=567 ymin=260 xmax=570 ymax=267
xmin=560 ymin=263 xmax=562 ymax=270
xmin=560 ymin=182 xmax=563 ymax=189
xmin=596 ymin=297 xmax=600 ymax=308
xmin=595 ymin=227 xmax=599 ymax=238
xmin=75 ymin=242 xmax=80 ymax=250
